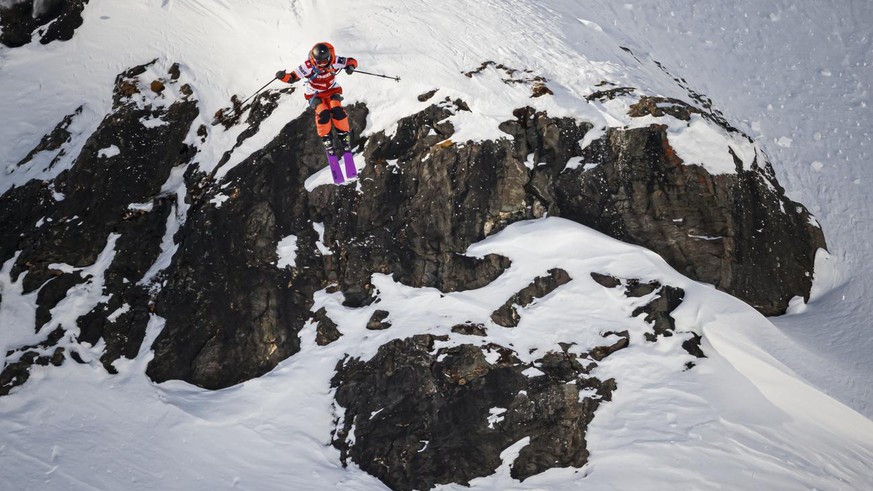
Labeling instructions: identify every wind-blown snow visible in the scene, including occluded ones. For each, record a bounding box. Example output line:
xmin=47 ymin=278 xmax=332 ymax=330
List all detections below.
xmin=1 ymin=0 xmax=873 ymax=489
xmin=276 ymin=235 xmax=298 ymax=269
xmin=3 ymin=218 xmax=873 ymax=490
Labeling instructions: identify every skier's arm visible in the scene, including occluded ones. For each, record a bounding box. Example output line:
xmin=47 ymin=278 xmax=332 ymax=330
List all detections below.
xmin=341 ymin=57 xmax=358 ymax=74
xmin=275 ymin=70 xmax=300 ymax=83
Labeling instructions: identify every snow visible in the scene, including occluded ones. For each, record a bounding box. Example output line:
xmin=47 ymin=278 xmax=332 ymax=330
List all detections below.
xmin=5 ymin=219 xmax=873 ymax=490
xmin=0 ymin=253 xmax=39 ymax=366
xmin=312 ymin=222 xmax=331 ymax=255
xmin=668 ymin=115 xmax=745 ymax=174
xmin=106 ymin=304 xmax=130 ymax=323
xmin=97 ymin=144 xmax=120 ymax=158
xmin=1 ymin=0 xmax=873 ymax=489
xmin=487 ymin=407 xmax=507 ymax=429
xmin=136 ymin=165 xmax=188 ymax=288
xmin=276 ymin=235 xmax=298 ymax=269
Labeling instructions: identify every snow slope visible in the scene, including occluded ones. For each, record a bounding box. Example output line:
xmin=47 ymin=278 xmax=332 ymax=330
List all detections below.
xmin=1 ymin=0 xmax=872 ymax=489
xmin=4 ymin=218 xmax=873 ymax=490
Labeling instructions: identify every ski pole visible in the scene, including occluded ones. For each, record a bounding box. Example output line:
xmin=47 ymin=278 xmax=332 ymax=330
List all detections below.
xmin=237 ymin=77 xmax=277 ymax=107
xmin=218 ymin=77 xmax=277 ymax=121
xmin=352 ymin=69 xmax=401 ymax=82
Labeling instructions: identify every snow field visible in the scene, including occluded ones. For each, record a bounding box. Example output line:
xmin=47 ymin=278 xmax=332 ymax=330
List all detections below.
xmin=1 ymin=0 xmax=873 ymax=489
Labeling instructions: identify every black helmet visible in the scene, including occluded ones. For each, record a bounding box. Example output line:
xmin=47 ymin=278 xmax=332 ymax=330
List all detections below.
xmin=309 ymin=43 xmax=334 ymax=67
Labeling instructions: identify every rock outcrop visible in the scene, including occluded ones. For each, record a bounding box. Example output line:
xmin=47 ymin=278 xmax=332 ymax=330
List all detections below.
xmin=330 ymin=271 xmax=699 ymax=490
xmin=2 ymin=61 xmax=823 ymax=392
xmin=0 ymin=0 xmax=89 ymax=48
xmin=0 ymin=58 xmax=827 ymax=487
xmin=1 ymin=60 xmax=197 ymax=392
xmin=504 ymin=103 xmax=826 ymax=316
xmin=331 ymin=335 xmax=615 ymax=490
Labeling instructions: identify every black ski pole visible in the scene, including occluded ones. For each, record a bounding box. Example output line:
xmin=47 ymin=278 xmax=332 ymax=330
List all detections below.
xmin=352 ymin=69 xmax=401 ymax=82
xmin=218 ymin=77 xmax=277 ymax=122
xmin=238 ymin=77 xmax=277 ymax=106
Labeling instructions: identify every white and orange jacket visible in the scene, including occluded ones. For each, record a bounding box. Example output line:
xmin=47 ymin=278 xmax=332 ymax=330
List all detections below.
xmin=279 ymin=43 xmax=358 ymax=100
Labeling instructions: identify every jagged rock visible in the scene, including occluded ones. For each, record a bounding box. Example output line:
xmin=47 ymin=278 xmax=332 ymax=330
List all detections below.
xmin=365 ymin=310 xmax=391 ymax=330
xmin=313 ymin=99 xmax=516 ymax=306
xmin=331 ymin=335 xmax=615 ymax=490
xmin=12 ymin=107 xmax=83 ymax=171
xmin=588 ymin=331 xmax=630 ymax=361
xmin=530 ymin=82 xmax=553 ymax=98
xmin=498 ymin=106 xmax=591 ymax=177
xmin=491 ymin=268 xmax=572 ymax=327
xmin=146 ymin=102 xmax=369 ymax=389
xmin=3 ymin=69 xmax=819 ymax=396
xmin=451 ymin=322 xmax=487 ymax=336
xmin=8 ymin=60 xmax=197 ymax=292
xmin=586 ymin=85 xmax=636 ymax=102
xmin=417 ymin=89 xmax=439 ymax=102
xmin=590 ymin=275 xmax=703 ymax=358
xmin=0 ymin=60 xmax=197 ymax=393
xmin=682 ymin=333 xmax=706 ymax=359
xmin=312 ymin=308 xmax=342 ymax=346
xmin=526 ymin=108 xmax=827 ymax=315
xmin=633 ymin=283 xmax=686 ymax=342
xmin=590 ymin=272 xmax=621 ymax=289
xmin=624 ymin=278 xmax=662 ymax=298
xmin=0 ymin=328 xmax=65 ymax=396
xmin=0 ymin=0 xmax=89 ymax=48
xmin=497 ymin=103 xmax=823 ymax=315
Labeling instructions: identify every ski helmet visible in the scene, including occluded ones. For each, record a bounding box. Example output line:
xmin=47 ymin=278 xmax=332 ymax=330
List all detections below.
xmin=309 ymin=43 xmax=334 ymax=67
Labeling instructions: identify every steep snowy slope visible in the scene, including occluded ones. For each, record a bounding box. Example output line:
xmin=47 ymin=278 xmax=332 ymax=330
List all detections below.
xmin=3 ymin=218 xmax=873 ymax=490
xmin=558 ymin=0 xmax=873 ymax=427
xmin=1 ymin=0 xmax=872 ymax=490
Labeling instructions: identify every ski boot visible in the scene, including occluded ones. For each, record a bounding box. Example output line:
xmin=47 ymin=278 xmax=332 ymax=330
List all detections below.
xmin=336 ymin=131 xmax=357 ymax=179
xmin=322 ymin=134 xmax=343 ymax=184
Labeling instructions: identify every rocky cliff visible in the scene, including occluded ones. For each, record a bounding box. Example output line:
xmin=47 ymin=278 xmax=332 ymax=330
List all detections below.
xmin=0 ymin=60 xmax=825 ymax=488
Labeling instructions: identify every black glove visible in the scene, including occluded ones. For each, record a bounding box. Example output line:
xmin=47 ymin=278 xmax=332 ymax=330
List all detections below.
xmin=344 ymin=65 xmax=355 ymax=75
xmin=276 ymin=70 xmax=286 ymax=80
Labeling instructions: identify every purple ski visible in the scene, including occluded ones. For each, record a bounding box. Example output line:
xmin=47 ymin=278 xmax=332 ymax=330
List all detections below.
xmin=342 ymin=152 xmax=357 ymax=179
xmin=326 ymin=152 xmax=344 ymax=184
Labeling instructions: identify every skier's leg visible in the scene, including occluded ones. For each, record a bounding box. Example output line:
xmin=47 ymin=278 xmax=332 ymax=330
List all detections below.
xmin=327 ymin=96 xmax=356 ymax=178
xmin=328 ymin=95 xmax=351 ymax=152
xmin=314 ymin=98 xmax=336 ymax=155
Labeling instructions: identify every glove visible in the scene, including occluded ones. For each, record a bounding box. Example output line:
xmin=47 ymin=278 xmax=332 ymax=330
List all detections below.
xmin=276 ymin=70 xmax=287 ymax=81
xmin=344 ymin=65 xmax=355 ymax=75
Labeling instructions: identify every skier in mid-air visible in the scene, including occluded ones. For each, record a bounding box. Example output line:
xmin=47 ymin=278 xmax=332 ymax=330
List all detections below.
xmin=276 ymin=42 xmax=359 ymax=184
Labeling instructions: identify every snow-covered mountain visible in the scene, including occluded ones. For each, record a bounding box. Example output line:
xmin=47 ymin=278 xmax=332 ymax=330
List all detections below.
xmin=1 ymin=1 xmax=872 ymax=490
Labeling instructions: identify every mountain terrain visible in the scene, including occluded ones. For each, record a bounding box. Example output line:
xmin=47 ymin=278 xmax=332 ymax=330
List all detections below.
xmin=1 ymin=1 xmax=872 ymax=489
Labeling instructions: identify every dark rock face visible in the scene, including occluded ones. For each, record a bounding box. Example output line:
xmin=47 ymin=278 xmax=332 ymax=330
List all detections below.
xmin=590 ymin=272 xmax=703 ymax=360
xmin=312 ymin=308 xmax=342 ymax=346
xmin=332 ymin=335 xmax=616 ymax=490
xmin=491 ymin=268 xmax=571 ymax=327
xmin=0 ymin=60 xmax=197 ymax=391
xmin=2 ymin=70 xmax=821 ymax=392
xmin=0 ymin=0 xmax=89 ymax=48
xmin=145 ymin=97 xmax=340 ymax=388
xmin=536 ymin=114 xmax=826 ymax=316
xmin=144 ymin=91 xmax=822 ymax=388
xmin=146 ymin=98 xmax=523 ymax=388
xmin=0 ymin=56 xmax=821 ymax=488
xmin=328 ymin=274 xmax=694 ymax=489
xmin=0 ymin=59 xmax=823 ymax=491
xmin=317 ymin=99 xmax=518 ymax=306
xmin=3 ymin=53 xmax=823 ymax=397
xmin=499 ymin=102 xmax=824 ymax=316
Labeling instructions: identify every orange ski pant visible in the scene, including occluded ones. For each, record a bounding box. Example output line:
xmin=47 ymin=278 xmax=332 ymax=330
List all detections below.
xmin=312 ymin=94 xmax=350 ymax=137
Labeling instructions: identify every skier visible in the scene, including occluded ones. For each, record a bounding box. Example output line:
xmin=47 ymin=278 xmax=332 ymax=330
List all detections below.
xmin=276 ymin=42 xmax=358 ymax=183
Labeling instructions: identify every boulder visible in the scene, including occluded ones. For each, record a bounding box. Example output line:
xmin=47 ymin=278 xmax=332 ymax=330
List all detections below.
xmin=331 ymin=335 xmax=615 ymax=490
